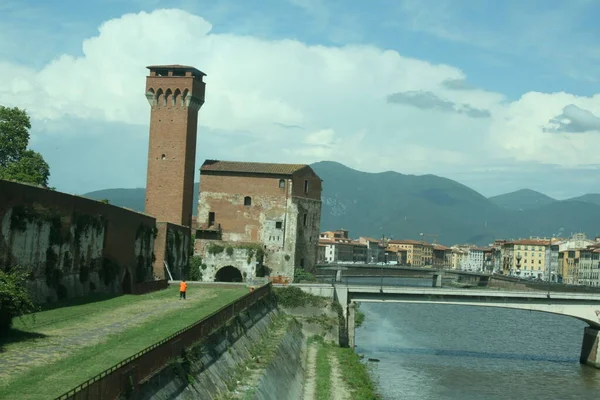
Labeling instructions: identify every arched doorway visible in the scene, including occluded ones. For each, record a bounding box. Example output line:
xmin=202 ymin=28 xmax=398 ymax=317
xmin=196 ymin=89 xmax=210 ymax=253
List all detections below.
xmin=215 ymin=266 xmax=243 ymax=282
xmin=122 ymin=269 xmax=132 ymax=294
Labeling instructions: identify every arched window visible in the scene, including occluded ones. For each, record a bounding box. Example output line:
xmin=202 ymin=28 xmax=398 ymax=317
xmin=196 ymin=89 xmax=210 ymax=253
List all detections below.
xmin=279 ymin=179 xmax=285 ymax=188
xmin=244 ymin=196 xmax=252 ymax=206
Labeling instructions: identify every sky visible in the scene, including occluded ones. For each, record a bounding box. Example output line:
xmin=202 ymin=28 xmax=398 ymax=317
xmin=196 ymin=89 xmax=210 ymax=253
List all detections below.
xmin=1 ymin=0 xmax=599 ymax=199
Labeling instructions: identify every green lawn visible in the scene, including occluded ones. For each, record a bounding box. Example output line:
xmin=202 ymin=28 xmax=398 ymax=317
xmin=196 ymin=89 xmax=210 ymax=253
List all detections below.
xmin=0 ymin=285 xmax=247 ymax=400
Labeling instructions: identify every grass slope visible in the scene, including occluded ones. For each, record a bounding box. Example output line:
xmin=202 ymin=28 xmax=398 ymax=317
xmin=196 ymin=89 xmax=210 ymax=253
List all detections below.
xmin=0 ymin=285 xmax=247 ymax=400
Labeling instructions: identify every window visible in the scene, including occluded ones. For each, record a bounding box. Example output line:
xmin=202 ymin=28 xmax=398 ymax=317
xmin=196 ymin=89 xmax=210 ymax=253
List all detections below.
xmin=275 ymin=221 xmax=283 ymax=229
xmin=303 ymin=214 xmax=307 ymax=226
xmin=304 ymin=180 xmax=309 ymax=194
xmin=279 ymin=179 xmax=286 ymax=188
xmin=300 ymin=258 xmax=305 ymax=267
xmin=208 ymin=212 xmax=215 ymax=226
xmin=161 ymin=154 xmax=166 ymax=160
xmin=244 ymin=196 xmax=252 ymax=206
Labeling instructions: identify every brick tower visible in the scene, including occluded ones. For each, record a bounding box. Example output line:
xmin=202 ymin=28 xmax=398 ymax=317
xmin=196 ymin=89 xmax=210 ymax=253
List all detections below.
xmin=144 ymin=65 xmax=206 ymax=227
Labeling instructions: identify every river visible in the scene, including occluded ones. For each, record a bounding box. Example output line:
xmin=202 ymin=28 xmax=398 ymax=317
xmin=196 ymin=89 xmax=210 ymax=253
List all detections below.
xmin=348 ymin=277 xmax=600 ymax=399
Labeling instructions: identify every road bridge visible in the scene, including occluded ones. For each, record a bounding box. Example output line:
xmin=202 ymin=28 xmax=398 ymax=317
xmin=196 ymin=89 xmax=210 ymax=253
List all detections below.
xmin=289 ymin=283 xmax=600 ymax=369
xmin=316 ymin=264 xmax=489 ymax=287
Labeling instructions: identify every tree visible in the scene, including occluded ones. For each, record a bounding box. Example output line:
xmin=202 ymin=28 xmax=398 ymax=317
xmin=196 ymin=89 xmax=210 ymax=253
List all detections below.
xmin=0 ymin=268 xmax=37 ymax=335
xmin=0 ymin=106 xmax=50 ymax=187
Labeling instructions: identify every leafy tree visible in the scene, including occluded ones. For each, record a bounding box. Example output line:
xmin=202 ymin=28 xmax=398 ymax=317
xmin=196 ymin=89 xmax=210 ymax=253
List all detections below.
xmin=0 ymin=106 xmax=50 ymax=187
xmin=187 ymin=255 xmax=204 ymax=281
xmin=0 ymin=268 xmax=37 ymax=335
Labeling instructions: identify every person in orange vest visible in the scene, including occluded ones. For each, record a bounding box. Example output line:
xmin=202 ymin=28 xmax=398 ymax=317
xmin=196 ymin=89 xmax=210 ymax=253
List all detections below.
xmin=179 ymin=280 xmax=187 ymax=300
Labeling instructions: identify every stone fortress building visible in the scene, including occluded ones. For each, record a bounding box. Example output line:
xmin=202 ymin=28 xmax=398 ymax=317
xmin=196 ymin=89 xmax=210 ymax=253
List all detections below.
xmin=143 ymin=64 xmax=322 ymax=282
xmin=195 ymin=160 xmax=322 ymax=283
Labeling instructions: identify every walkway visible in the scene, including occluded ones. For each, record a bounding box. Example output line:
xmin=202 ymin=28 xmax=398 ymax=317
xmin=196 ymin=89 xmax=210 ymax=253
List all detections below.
xmin=0 ymin=288 xmax=216 ymax=382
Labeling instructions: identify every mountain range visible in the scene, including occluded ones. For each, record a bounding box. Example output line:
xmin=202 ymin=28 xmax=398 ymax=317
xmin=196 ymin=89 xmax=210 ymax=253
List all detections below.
xmin=82 ymin=161 xmax=600 ymax=246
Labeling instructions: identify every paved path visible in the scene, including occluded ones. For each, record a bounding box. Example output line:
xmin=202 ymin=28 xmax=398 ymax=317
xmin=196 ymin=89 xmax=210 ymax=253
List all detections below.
xmin=0 ymin=295 xmax=207 ymax=381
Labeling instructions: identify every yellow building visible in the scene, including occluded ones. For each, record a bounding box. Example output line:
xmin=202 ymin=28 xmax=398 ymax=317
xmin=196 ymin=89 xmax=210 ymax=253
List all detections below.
xmin=501 ymin=239 xmax=557 ymax=279
xmin=559 ymin=249 xmax=582 ymax=284
xmin=387 ymin=240 xmax=434 ymax=266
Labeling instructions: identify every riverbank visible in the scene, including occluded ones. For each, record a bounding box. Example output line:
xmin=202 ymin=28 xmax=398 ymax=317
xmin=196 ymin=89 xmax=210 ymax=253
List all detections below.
xmin=274 ymin=286 xmax=381 ymax=400
xmin=303 ymin=335 xmax=379 ymax=400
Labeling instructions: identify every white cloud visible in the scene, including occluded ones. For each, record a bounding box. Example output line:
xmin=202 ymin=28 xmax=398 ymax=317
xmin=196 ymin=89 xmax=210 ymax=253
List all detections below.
xmin=1 ymin=8 xmax=600 ymax=192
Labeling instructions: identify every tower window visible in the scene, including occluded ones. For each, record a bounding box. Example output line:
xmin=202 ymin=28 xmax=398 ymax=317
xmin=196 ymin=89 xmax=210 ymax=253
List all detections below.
xmin=303 ymin=213 xmax=307 ymax=226
xmin=276 ymin=221 xmax=283 ymax=229
xmin=244 ymin=196 xmax=252 ymax=206
xmin=279 ymin=179 xmax=286 ymax=188
xmin=208 ymin=212 xmax=215 ymax=226
xmin=304 ymin=180 xmax=309 ymax=194
xmin=161 ymin=154 xmax=166 ymax=160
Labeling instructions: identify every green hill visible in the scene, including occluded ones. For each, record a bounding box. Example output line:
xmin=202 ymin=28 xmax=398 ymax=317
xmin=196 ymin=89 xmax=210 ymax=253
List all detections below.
xmin=488 ymin=189 xmax=556 ymax=210
xmin=566 ymin=193 xmax=600 ymax=207
xmin=82 ymin=161 xmax=600 ymax=245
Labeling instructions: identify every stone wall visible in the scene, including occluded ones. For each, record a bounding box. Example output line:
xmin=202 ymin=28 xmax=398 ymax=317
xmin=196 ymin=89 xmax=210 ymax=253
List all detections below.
xmin=153 ymin=222 xmax=190 ymax=280
xmin=0 ymin=180 xmax=156 ymax=303
xmin=196 ymin=172 xmax=322 ymax=281
xmin=195 ymin=240 xmax=262 ymax=282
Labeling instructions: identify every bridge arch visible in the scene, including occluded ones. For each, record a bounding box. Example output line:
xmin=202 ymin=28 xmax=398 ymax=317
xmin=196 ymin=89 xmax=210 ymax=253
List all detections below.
xmin=215 ymin=265 xmax=244 ymax=282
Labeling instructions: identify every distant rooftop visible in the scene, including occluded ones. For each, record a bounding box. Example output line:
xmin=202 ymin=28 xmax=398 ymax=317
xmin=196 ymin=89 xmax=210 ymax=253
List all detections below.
xmin=146 ymin=64 xmax=206 ymax=78
xmin=200 ymin=160 xmax=309 ymax=176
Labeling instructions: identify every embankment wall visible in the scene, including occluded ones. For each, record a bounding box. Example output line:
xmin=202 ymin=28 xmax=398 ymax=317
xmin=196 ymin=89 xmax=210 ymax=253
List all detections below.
xmin=132 ymin=299 xmax=307 ymax=400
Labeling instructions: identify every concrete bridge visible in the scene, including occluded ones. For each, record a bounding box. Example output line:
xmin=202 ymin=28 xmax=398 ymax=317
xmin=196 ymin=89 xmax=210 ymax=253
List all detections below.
xmin=289 ymin=283 xmax=600 ymax=369
xmin=316 ymin=264 xmax=489 ymax=287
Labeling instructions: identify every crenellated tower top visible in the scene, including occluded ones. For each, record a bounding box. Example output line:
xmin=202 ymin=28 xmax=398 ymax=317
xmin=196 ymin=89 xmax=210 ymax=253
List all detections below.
xmin=145 ymin=65 xmax=206 ymax=111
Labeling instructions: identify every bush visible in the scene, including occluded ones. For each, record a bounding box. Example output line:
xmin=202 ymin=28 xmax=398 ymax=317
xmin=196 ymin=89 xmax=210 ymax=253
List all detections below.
xmin=274 ymin=286 xmax=326 ymax=308
xmin=187 ymin=256 xmax=204 ymax=281
xmin=294 ymin=268 xmax=317 ymax=283
xmin=0 ymin=268 xmax=37 ymax=335
xmin=355 ymin=303 xmax=366 ymax=328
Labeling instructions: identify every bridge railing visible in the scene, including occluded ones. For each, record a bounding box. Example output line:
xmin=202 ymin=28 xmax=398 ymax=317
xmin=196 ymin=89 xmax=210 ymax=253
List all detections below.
xmin=55 ymin=283 xmax=272 ymax=400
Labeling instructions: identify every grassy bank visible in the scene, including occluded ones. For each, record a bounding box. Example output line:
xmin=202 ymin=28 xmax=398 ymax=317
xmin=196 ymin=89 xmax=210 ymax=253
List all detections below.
xmin=315 ymin=340 xmax=333 ymax=400
xmin=331 ymin=346 xmax=380 ymax=399
xmin=0 ymin=285 xmax=247 ymax=400
xmin=310 ymin=338 xmax=380 ymax=400
xmin=274 ymin=286 xmax=380 ymax=399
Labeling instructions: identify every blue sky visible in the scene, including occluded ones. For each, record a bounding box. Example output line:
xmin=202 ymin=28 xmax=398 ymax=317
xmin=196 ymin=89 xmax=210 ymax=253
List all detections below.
xmin=1 ymin=0 xmax=599 ymax=198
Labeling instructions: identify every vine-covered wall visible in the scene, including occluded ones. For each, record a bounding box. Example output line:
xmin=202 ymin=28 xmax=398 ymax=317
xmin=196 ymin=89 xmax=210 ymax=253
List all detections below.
xmin=0 ymin=180 xmax=158 ymax=303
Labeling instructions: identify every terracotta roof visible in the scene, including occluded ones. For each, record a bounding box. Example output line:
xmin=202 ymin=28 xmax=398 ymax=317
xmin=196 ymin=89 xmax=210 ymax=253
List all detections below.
xmin=389 ymin=239 xmax=432 ymax=246
xmin=507 ymin=239 xmax=552 ymax=246
xmin=318 ymin=238 xmax=366 ymax=247
xmin=201 ymin=160 xmax=308 ymax=175
xmin=360 ymin=237 xmax=380 ymax=243
xmin=433 ymin=244 xmax=451 ymax=251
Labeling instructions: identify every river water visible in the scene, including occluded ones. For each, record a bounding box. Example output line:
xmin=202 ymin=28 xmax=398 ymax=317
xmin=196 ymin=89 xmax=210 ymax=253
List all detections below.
xmin=348 ymin=277 xmax=600 ymax=399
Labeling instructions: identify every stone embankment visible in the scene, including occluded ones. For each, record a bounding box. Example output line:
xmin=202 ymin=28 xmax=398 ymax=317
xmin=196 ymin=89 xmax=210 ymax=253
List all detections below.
xmin=132 ymin=287 xmax=379 ymax=399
